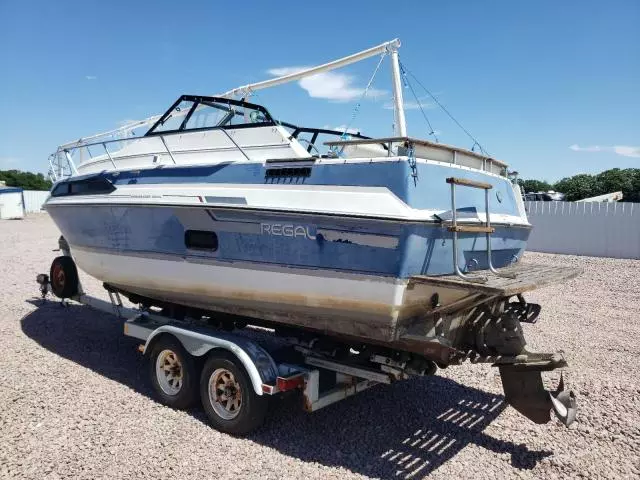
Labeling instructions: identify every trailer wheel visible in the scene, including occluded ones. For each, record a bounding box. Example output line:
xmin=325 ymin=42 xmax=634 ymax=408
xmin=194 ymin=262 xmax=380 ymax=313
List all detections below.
xmin=200 ymin=351 xmax=268 ymax=435
xmin=148 ymin=337 xmax=198 ymax=409
xmin=50 ymin=256 xmax=79 ymax=299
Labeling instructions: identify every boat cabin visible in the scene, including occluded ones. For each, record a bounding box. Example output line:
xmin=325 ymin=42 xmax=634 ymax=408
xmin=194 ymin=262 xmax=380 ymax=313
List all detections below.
xmin=51 ymin=94 xmax=507 ymax=179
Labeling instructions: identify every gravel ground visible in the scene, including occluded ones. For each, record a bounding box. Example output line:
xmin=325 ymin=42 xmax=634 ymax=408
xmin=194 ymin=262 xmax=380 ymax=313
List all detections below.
xmin=1 ymin=214 xmax=639 ymax=479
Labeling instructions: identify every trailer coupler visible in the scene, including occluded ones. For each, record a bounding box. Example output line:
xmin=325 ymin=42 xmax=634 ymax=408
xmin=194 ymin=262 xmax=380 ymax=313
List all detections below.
xmin=499 ymin=366 xmax=577 ymax=426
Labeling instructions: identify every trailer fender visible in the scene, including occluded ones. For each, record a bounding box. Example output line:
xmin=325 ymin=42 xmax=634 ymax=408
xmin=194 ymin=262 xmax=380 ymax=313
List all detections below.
xmin=143 ymin=326 xmax=279 ymax=396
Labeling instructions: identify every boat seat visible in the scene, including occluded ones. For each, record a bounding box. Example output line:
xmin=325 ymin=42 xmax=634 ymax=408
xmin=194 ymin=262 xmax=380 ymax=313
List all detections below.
xmin=341 ymin=143 xmax=388 ymax=158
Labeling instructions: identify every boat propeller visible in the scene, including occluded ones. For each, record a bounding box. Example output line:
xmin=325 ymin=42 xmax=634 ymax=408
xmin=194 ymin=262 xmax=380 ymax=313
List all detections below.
xmin=549 ymin=373 xmax=578 ymax=426
xmin=499 ymin=366 xmax=577 ymax=427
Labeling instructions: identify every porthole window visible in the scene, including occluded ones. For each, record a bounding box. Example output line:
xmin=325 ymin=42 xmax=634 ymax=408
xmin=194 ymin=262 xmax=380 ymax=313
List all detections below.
xmin=185 ymin=230 xmax=218 ymax=251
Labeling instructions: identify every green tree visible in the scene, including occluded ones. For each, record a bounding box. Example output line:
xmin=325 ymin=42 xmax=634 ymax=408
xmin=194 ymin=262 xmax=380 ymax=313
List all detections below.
xmin=624 ymin=169 xmax=640 ymax=202
xmin=550 ymin=168 xmax=640 ymax=201
xmin=0 ymin=170 xmax=52 ymax=190
xmin=595 ymin=168 xmax=630 ymax=196
xmin=553 ymin=174 xmax=598 ymax=201
xmin=517 ymin=179 xmax=553 ymax=193
xmin=595 ymin=168 xmax=639 ymax=202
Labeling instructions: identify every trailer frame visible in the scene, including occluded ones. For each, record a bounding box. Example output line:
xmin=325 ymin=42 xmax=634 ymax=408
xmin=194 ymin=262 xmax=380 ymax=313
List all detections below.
xmin=51 ymin=288 xmax=410 ymax=422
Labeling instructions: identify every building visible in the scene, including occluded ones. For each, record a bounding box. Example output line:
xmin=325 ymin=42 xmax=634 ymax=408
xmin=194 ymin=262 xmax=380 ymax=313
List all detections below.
xmin=0 ymin=186 xmax=26 ymax=219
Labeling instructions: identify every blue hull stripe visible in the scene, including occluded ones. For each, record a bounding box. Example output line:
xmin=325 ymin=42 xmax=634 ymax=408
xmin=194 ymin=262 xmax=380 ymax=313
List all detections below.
xmin=48 ymin=203 xmax=529 ymax=279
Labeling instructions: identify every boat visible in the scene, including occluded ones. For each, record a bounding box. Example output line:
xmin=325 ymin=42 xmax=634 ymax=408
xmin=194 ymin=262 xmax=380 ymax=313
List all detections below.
xmin=44 ymin=39 xmax=578 ymax=425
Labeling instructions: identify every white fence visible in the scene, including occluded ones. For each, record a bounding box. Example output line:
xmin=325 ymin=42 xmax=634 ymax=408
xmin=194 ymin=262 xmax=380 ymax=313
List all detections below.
xmin=22 ymin=190 xmax=50 ymax=213
xmin=525 ymin=201 xmax=640 ymax=259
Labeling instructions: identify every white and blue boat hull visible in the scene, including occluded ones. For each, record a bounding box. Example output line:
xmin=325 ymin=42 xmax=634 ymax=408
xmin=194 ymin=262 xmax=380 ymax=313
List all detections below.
xmin=45 ymin=159 xmax=530 ymax=348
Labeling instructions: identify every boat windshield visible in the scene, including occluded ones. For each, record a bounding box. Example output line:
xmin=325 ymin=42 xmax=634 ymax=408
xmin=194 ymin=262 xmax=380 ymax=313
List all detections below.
xmin=145 ymin=95 xmax=274 ymax=136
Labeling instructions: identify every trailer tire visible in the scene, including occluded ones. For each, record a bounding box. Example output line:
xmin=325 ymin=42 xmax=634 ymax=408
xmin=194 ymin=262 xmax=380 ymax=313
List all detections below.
xmin=50 ymin=256 xmax=79 ymax=299
xmin=148 ymin=336 xmax=198 ymax=409
xmin=200 ymin=351 xmax=268 ymax=435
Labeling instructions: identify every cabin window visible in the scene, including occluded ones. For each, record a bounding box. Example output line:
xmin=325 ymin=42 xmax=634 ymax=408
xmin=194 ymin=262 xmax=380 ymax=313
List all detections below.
xmin=69 ymin=178 xmax=114 ymax=195
xmin=152 ymin=99 xmax=196 ymax=133
xmin=184 ymin=103 xmax=227 ymax=130
xmin=145 ymin=95 xmax=275 ymax=136
xmin=185 ymin=230 xmax=218 ymax=251
xmin=51 ymin=182 xmax=70 ymax=197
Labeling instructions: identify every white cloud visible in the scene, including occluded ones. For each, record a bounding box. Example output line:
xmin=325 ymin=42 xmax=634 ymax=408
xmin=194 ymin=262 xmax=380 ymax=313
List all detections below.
xmin=383 ymin=96 xmax=434 ymax=110
xmin=267 ymin=66 xmax=386 ymax=102
xmin=569 ymin=144 xmax=640 ymax=158
xmin=614 ymin=146 xmax=640 ymax=157
xmin=569 ymin=145 xmax=600 ymax=152
xmin=85 ymin=75 xmax=97 ymax=80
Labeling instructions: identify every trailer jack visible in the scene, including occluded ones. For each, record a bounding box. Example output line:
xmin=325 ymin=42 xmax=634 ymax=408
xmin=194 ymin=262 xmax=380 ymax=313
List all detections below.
xmin=499 ymin=367 xmax=577 ymax=426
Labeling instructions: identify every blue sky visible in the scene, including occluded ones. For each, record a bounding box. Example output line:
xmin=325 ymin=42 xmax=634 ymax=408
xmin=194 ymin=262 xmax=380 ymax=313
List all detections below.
xmin=0 ymin=0 xmax=638 ymax=181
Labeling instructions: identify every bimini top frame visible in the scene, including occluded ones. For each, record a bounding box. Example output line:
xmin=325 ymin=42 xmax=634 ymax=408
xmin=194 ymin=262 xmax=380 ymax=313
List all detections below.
xmin=220 ymin=38 xmax=406 ymax=136
xmin=55 ymin=39 xmax=406 ymax=152
xmin=48 ymin=39 xmax=409 ymax=181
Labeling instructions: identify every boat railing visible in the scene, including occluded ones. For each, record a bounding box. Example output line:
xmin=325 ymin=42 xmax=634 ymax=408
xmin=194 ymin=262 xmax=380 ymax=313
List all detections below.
xmin=47 ymin=132 xmax=509 ymax=183
xmin=47 ymin=126 xmax=255 ymax=182
xmin=324 ymin=136 xmax=508 ymax=175
xmin=47 ymin=120 xmax=377 ymax=183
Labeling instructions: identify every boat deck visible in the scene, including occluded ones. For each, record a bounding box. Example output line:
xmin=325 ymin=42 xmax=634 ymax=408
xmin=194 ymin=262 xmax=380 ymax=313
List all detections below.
xmin=409 ymin=263 xmax=582 ymax=296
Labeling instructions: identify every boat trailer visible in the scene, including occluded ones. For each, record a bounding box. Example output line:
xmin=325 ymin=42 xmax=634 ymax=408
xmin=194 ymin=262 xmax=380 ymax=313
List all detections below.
xmin=35 ymin=280 xmax=431 ymax=434
xmin=36 ymin=238 xmax=578 ymax=435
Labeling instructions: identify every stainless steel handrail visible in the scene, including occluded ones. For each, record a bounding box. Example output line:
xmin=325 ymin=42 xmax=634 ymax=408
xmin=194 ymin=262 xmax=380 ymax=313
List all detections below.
xmin=62 ymin=150 xmax=79 ymax=176
xmin=50 ymin=127 xmax=256 ymax=179
xmin=485 ymin=189 xmax=517 ymax=279
xmin=220 ymin=129 xmax=251 ymax=161
xmin=159 ymin=136 xmax=177 ymax=164
xmin=102 ymin=142 xmax=117 ymax=169
xmin=449 ymin=182 xmax=487 ymax=283
xmin=324 ymin=136 xmax=508 ymax=169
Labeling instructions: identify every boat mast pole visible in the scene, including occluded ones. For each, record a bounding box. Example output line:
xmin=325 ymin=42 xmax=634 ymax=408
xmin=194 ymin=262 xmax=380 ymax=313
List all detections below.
xmin=389 ymin=46 xmax=407 ymax=137
xmin=221 ymin=39 xmax=402 ymax=99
